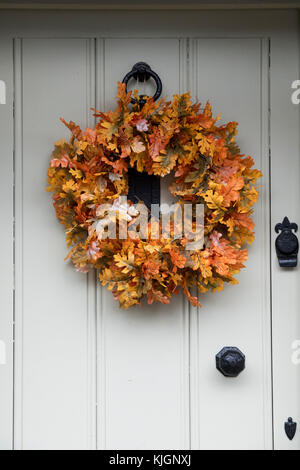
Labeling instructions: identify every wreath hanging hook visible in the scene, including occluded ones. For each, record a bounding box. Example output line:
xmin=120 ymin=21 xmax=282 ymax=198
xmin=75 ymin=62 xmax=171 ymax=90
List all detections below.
xmin=122 ymin=62 xmax=162 ymax=107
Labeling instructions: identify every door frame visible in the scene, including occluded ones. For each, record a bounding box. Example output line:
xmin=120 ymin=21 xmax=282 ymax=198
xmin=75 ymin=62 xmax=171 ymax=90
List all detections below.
xmin=0 ymin=1 xmax=299 ymax=10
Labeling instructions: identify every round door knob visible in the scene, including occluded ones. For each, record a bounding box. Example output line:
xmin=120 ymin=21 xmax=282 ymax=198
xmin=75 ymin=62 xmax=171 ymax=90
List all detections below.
xmin=216 ymin=346 xmax=245 ymax=377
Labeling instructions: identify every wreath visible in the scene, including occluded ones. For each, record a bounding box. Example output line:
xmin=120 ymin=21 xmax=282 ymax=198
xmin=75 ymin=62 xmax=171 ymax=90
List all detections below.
xmin=47 ymin=83 xmax=261 ymax=309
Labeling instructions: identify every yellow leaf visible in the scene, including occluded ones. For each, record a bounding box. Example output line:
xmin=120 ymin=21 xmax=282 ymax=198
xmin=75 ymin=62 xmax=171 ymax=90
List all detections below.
xmin=70 ymin=168 xmax=83 ymax=179
xmin=203 ymin=190 xmax=223 ymax=210
xmin=62 ymin=180 xmax=77 ymax=192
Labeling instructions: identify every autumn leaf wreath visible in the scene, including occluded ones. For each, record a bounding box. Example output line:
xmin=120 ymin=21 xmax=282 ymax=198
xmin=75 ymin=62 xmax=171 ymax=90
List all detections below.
xmin=47 ymin=83 xmax=262 ymax=309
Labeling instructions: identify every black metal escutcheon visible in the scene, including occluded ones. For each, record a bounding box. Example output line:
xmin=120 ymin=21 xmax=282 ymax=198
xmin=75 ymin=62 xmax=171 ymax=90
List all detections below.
xmin=127 ymin=168 xmax=160 ymax=212
xmin=285 ymin=417 xmax=297 ymax=441
xmin=275 ymin=217 xmax=299 ymax=267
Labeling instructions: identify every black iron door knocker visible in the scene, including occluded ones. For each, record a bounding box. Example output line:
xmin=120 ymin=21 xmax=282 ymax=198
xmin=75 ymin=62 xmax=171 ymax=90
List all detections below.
xmin=122 ymin=62 xmax=162 ymax=210
xmin=122 ymin=61 xmax=162 ymax=108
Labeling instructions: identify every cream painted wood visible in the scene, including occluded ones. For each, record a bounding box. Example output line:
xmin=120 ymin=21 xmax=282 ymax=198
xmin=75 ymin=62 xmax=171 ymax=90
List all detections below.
xmin=0 ymin=38 xmax=14 ymax=450
xmin=270 ymin=18 xmax=300 ymax=450
xmin=14 ymin=38 xmax=97 ymax=450
xmin=0 ymin=9 xmax=298 ymax=450
xmin=96 ymin=38 xmax=190 ymax=450
xmin=189 ymin=38 xmax=272 ymax=450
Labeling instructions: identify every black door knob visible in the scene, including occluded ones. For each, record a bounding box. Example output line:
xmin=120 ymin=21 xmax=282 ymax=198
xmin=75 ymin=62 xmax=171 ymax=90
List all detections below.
xmin=216 ymin=346 xmax=245 ymax=377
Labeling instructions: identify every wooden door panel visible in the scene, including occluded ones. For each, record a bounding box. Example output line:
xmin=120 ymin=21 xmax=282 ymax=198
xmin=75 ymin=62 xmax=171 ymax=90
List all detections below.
xmin=189 ymin=38 xmax=272 ymax=449
xmin=14 ymin=38 xmax=96 ymax=450
xmin=0 ymin=38 xmax=14 ymax=450
xmin=96 ymin=38 xmax=190 ymax=450
xmin=270 ymin=26 xmax=300 ymax=450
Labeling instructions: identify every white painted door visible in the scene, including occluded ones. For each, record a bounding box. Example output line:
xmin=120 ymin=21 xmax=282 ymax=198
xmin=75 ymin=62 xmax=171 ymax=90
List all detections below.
xmin=0 ymin=9 xmax=299 ymax=450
